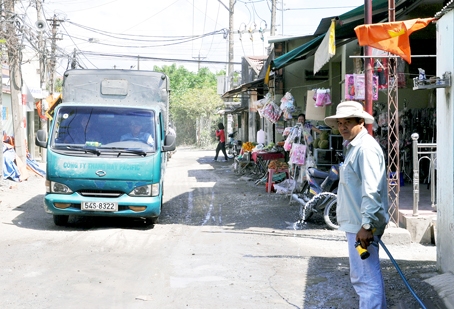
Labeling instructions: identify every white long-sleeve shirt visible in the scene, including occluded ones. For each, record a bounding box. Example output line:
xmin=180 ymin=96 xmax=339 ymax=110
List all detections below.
xmin=337 ymin=128 xmax=389 ymax=235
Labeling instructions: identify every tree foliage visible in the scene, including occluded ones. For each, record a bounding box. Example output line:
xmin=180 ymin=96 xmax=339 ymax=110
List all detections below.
xmin=153 ymin=64 xmax=224 ymax=147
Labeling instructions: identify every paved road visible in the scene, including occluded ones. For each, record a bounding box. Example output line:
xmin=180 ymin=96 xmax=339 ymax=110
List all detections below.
xmin=0 ymin=147 xmax=446 ymax=308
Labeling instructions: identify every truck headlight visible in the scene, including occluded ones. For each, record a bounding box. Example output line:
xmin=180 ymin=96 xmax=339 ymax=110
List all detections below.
xmin=129 ymin=184 xmax=159 ymax=197
xmin=47 ymin=180 xmax=73 ymax=194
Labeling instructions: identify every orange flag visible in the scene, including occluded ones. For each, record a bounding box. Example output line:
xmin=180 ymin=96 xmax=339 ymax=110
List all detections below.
xmin=354 ymin=18 xmax=435 ymax=64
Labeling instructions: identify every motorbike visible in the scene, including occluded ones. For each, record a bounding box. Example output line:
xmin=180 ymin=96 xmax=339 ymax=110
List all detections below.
xmin=292 ymin=151 xmax=343 ymax=230
xmin=227 ymin=131 xmax=242 ymax=158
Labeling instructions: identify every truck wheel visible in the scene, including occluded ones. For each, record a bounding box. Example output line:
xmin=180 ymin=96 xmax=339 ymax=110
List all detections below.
xmin=53 ymin=214 xmax=69 ymax=226
xmin=323 ymin=198 xmax=339 ymax=230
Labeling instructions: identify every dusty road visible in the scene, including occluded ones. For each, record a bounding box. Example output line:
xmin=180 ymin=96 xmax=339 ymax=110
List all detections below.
xmin=0 ymin=147 xmax=445 ymax=308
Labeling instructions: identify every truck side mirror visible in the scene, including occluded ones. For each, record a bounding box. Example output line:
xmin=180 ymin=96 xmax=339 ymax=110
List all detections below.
xmin=162 ymin=132 xmax=176 ymax=152
xmin=35 ymin=129 xmax=48 ymax=148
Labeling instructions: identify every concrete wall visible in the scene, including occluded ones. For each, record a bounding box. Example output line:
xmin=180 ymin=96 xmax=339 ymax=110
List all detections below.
xmin=436 ymin=10 xmax=454 ymax=274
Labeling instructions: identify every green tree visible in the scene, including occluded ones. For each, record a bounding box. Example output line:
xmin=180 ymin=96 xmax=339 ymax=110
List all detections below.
xmin=153 ymin=64 xmax=223 ymax=147
xmin=54 ymin=77 xmax=63 ymax=93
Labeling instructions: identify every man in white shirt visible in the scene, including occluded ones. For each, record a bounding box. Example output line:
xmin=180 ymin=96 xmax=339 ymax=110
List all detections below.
xmin=121 ymin=119 xmax=154 ymax=146
xmin=325 ymin=101 xmax=389 ymax=309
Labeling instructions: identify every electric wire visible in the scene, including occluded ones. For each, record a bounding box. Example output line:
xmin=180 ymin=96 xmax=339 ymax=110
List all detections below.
xmin=123 ymin=0 xmax=181 ymax=32
xmin=60 ymin=22 xmax=98 ymax=69
xmin=205 ymin=2 xmax=221 ymax=59
xmin=60 ymin=30 xmax=226 ymax=48
xmin=197 ymin=0 xmax=209 ymax=56
xmin=77 ymin=50 xmax=241 ymax=65
xmin=68 ymin=21 xmax=220 ymax=42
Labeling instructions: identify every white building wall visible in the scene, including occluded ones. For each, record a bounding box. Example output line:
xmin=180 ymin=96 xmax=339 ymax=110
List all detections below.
xmin=436 ymin=10 xmax=454 ymax=273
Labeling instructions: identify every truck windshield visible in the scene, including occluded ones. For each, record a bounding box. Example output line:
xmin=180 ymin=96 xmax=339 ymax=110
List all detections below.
xmin=52 ymin=106 xmax=156 ymax=153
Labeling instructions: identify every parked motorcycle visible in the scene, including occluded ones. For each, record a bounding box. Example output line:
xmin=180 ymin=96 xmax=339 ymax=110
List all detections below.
xmin=292 ymin=151 xmax=343 ymax=230
xmin=227 ymin=131 xmax=242 ymax=158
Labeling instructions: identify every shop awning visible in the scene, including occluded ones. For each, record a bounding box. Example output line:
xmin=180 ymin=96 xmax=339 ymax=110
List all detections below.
xmin=270 ymin=0 xmax=419 ymax=71
xmin=221 ymin=78 xmax=265 ymax=98
xmin=271 ymin=35 xmax=324 ymax=70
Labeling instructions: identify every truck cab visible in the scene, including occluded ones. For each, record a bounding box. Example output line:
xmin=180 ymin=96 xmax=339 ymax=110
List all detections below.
xmin=36 ymin=69 xmax=175 ymax=226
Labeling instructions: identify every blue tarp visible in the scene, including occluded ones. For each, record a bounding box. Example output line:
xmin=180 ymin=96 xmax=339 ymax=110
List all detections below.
xmin=3 ymin=145 xmax=21 ymax=181
xmin=2 ymin=144 xmax=45 ymax=182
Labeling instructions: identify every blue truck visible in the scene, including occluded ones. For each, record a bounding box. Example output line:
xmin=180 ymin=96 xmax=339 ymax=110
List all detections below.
xmin=35 ymin=69 xmax=176 ymax=226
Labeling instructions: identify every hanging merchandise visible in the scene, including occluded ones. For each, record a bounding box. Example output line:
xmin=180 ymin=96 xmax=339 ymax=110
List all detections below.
xmin=314 ymin=88 xmax=332 ymax=107
xmin=372 ymin=58 xmax=407 ymax=90
xmin=289 ymin=143 xmax=307 ymax=165
xmin=280 ymin=92 xmax=296 ymax=120
xmin=254 ymin=92 xmax=272 ymax=118
xmin=302 ymin=124 xmax=314 ymax=145
xmin=283 ymin=126 xmax=300 ymax=151
xmin=345 ymin=74 xmax=379 ymax=101
xmin=255 ymin=92 xmax=282 ymax=123
xmin=262 ymin=100 xmax=282 ymax=123
xmin=306 ymin=90 xmax=326 ymax=121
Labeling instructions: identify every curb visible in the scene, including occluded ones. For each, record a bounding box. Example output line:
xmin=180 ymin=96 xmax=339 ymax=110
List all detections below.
xmin=424 ymin=272 xmax=454 ymax=309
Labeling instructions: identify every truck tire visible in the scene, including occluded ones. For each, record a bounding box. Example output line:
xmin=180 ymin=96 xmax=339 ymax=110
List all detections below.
xmin=146 ymin=217 xmax=159 ymax=224
xmin=53 ymin=214 xmax=69 ymax=226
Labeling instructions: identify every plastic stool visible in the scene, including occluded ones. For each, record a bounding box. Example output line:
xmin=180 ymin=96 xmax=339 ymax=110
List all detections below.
xmin=267 ymin=168 xmax=290 ymax=193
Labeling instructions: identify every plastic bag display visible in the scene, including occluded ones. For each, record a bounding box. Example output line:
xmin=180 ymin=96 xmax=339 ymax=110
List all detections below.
xmin=283 ymin=126 xmax=300 ymax=151
xmin=282 ymin=127 xmax=293 ymax=136
xmin=302 ymin=124 xmax=314 ymax=145
xmin=289 ymin=143 xmax=306 ymax=165
xmin=262 ymin=101 xmax=282 ymax=123
xmin=280 ymin=92 xmax=295 ymax=120
xmin=306 ymin=155 xmax=315 ymax=168
xmin=254 ymin=92 xmax=272 ymax=110
xmin=314 ymin=88 xmax=332 ymax=107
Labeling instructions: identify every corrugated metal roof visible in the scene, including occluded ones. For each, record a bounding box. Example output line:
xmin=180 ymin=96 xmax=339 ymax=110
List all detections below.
xmin=244 ymin=56 xmax=268 ymax=75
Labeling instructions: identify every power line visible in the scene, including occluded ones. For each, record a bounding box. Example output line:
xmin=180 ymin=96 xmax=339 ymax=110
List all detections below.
xmin=78 ymin=51 xmax=241 ymax=65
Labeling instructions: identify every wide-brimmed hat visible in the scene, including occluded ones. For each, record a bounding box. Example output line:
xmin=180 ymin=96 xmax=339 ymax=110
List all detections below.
xmin=324 ymin=101 xmax=374 ymax=128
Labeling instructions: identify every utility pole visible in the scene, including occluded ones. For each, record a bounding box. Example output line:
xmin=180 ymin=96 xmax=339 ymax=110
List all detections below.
xmin=192 ymin=52 xmax=206 ymax=71
xmin=71 ymin=48 xmax=77 ymax=69
xmin=5 ymin=0 xmax=27 ymax=164
xmin=228 ymin=0 xmax=234 ymax=90
xmin=36 ymin=0 xmax=47 ymax=162
xmin=47 ymin=15 xmax=62 ymax=95
xmin=271 ymin=0 xmax=276 ymax=36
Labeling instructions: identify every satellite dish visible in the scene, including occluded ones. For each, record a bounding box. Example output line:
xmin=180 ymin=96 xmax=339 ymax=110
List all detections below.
xmin=35 ymin=20 xmax=46 ymax=31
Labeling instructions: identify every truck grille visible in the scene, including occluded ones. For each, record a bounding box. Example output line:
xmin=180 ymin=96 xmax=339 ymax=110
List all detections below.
xmin=79 ymin=190 xmax=123 ymax=198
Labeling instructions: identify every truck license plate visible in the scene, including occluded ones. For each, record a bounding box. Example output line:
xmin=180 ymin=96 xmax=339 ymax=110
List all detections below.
xmin=81 ymin=201 xmax=118 ymax=212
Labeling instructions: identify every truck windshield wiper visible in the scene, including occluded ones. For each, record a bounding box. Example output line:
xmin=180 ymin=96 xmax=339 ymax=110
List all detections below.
xmin=95 ymin=146 xmax=147 ymax=157
xmin=116 ymin=148 xmax=147 ymax=157
xmin=55 ymin=145 xmax=101 ymax=156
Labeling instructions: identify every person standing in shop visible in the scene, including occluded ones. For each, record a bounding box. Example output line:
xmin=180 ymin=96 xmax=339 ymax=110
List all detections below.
xmin=297 ymin=113 xmax=321 ymax=149
xmin=297 ymin=113 xmax=322 ymax=134
xmin=213 ymin=123 xmax=228 ymax=162
xmin=324 ymin=101 xmax=389 ymax=309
